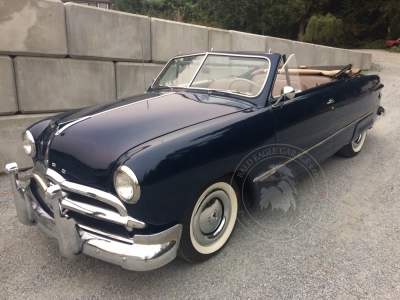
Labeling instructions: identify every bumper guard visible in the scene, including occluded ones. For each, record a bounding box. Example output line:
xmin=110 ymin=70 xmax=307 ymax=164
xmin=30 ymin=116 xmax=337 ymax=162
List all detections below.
xmin=4 ymin=162 xmax=182 ymax=271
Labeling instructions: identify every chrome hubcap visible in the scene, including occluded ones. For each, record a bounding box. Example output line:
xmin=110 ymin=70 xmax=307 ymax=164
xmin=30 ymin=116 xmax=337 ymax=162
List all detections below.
xmin=199 ymin=198 xmax=223 ymax=234
xmin=352 ymin=131 xmax=366 ymax=152
xmin=192 ymin=190 xmax=231 ymax=247
xmin=354 ymin=134 xmax=362 ymax=144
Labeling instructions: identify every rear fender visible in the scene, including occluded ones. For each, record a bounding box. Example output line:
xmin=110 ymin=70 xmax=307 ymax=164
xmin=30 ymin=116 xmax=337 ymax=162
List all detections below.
xmin=351 ymin=113 xmax=374 ymax=141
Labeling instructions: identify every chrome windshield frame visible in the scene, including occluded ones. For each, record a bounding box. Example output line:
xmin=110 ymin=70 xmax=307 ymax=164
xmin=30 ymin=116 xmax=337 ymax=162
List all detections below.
xmin=150 ymin=52 xmax=272 ymax=99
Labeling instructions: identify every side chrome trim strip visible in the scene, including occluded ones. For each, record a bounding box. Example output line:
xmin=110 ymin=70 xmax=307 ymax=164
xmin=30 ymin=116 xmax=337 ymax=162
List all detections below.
xmin=254 ymin=107 xmax=378 ymax=182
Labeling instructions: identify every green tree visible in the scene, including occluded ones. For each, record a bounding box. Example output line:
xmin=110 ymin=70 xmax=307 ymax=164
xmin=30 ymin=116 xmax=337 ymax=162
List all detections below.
xmin=297 ymin=0 xmax=330 ymax=41
xmin=303 ymin=13 xmax=343 ymax=46
xmin=114 ymin=0 xmax=400 ymax=48
xmin=379 ymin=0 xmax=400 ymax=39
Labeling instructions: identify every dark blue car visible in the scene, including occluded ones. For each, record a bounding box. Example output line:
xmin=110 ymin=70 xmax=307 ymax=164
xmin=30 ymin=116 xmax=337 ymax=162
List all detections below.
xmin=5 ymin=51 xmax=384 ymax=270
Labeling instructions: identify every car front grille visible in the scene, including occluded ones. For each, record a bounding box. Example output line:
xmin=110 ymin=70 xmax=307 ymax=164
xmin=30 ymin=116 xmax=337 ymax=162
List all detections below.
xmin=29 ymin=170 xmax=134 ymax=242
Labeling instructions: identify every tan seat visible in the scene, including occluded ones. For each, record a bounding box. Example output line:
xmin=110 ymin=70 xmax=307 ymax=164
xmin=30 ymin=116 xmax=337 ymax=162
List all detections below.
xmin=299 ymin=75 xmax=331 ymax=89
xmin=272 ymin=79 xmax=305 ymax=97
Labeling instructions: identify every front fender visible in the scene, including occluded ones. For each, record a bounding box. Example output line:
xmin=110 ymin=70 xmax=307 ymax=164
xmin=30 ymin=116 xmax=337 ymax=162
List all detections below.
xmin=110 ymin=107 xmax=274 ymax=230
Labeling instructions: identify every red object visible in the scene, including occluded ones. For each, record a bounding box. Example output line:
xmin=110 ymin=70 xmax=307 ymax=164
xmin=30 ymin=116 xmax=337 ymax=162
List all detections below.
xmin=386 ymin=38 xmax=400 ymax=47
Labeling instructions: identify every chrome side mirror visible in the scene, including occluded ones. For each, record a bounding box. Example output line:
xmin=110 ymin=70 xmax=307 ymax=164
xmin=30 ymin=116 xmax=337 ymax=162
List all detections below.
xmin=272 ymin=86 xmax=296 ymax=107
xmin=281 ymin=86 xmax=295 ymax=100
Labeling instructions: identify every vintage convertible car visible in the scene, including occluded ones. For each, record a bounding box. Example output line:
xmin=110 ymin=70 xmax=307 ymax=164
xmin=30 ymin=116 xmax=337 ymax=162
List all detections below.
xmin=5 ymin=51 xmax=384 ymax=271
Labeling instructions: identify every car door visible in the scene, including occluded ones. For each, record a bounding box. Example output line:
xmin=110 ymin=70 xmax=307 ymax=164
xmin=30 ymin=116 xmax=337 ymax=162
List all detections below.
xmin=328 ymin=76 xmax=382 ymax=150
xmin=271 ymin=86 xmax=336 ymax=177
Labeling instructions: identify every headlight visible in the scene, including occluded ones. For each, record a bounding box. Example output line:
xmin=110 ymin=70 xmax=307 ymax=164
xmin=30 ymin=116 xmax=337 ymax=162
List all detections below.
xmin=22 ymin=130 xmax=36 ymax=157
xmin=114 ymin=166 xmax=141 ymax=204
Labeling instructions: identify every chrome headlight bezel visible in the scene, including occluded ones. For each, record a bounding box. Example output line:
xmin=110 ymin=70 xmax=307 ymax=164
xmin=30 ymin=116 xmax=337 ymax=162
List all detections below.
xmin=22 ymin=130 xmax=36 ymax=157
xmin=113 ymin=166 xmax=141 ymax=204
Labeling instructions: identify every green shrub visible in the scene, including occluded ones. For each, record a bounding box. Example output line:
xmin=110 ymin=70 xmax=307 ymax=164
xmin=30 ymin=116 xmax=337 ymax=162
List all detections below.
xmin=387 ymin=46 xmax=400 ymax=53
xmin=304 ymin=13 xmax=343 ymax=46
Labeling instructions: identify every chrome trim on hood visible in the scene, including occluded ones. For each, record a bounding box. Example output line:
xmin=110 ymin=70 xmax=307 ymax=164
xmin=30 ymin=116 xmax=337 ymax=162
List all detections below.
xmin=91 ymin=92 xmax=175 ymax=118
xmin=55 ymin=116 xmax=91 ymax=136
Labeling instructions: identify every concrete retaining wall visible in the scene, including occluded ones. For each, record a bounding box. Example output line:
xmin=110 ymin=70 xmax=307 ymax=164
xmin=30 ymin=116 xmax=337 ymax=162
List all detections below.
xmin=230 ymin=31 xmax=266 ymax=52
xmin=65 ymin=3 xmax=151 ymax=62
xmin=349 ymin=51 xmax=362 ymax=69
xmin=0 ymin=114 xmax=56 ymax=171
xmin=0 ymin=56 xmax=18 ymax=115
xmin=14 ymin=57 xmax=116 ymax=113
xmin=314 ymin=45 xmax=335 ymax=66
xmin=293 ymin=42 xmax=316 ymax=65
xmin=361 ymin=52 xmax=373 ymax=70
xmin=333 ymin=48 xmax=350 ymax=66
xmin=266 ymin=37 xmax=294 ymax=57
xmin=116 ymin=63 xmax=164 ymax=99
xmin=151 ymin=18 xmax=208 ymax=63
xmin=209 ymin=28 xmax=230 ymax=51
xmin=0 ymin=0 xmax=374 ymax=173
xmin=0 ymin=0 xmax=68 ymax=57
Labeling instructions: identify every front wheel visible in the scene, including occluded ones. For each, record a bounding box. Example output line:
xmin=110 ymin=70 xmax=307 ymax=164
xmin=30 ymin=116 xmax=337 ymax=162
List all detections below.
xmin=178 ymin=179 xmax=238 ymax=262
xmin=337 ymin=131 xmax=367 ymax=158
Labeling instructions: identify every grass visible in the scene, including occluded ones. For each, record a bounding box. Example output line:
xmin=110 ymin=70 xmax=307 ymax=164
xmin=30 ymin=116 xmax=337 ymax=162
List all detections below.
xmin=387 ymin=46 xmax=400 ymax=53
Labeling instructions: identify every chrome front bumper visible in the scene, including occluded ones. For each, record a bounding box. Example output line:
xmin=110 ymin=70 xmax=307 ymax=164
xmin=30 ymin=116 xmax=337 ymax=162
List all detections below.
xmin=4 ymin=162 xmax=182 ymax=271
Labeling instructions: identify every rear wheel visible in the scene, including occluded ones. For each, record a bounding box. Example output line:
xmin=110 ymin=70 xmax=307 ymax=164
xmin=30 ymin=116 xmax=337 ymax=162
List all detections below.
xmin=178 ymin=179 xmax=239 ymax=262
xmin=337 ymin=131 xmax=367 ymax=158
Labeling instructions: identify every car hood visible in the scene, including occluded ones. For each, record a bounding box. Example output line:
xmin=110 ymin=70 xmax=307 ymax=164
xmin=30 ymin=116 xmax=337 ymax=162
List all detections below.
xmin=47 ymin=92 xmax=252 ymax=189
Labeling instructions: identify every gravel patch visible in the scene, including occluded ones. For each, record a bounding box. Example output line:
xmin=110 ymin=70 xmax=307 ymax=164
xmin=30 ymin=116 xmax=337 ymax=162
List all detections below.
xmin=0 ymin=50 xmax=399 ymax=299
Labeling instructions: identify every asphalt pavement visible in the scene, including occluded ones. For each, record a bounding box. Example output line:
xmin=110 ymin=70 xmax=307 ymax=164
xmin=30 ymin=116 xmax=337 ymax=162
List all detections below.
xmin=0 ymin=50 xmax=399 ymax=299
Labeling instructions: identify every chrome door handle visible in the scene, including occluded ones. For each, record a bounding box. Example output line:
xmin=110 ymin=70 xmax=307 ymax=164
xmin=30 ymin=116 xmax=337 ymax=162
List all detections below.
xmin=327 ymin=99 xmax=335 ymax=105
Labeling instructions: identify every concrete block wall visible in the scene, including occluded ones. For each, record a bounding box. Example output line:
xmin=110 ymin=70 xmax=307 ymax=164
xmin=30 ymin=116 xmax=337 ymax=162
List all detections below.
xmin=361 ymin=52 xmax=373 ymax=70
xmin=65 ymin=3 xmax=151 ymax=61
xmin=209 ymin=28 xmax=231 ymax=51
xmin=230 ymin=31 xmax=266 ymax=52
xmin=0 ymin=56 xmax=18 ymax=115
xmin=0 ymin=0 xmax=68 ymax=57
xmin=292 ymin=42 xmax=316 ymax=65
xmin=0 ymin=0 xmax=373 ymax=173
xmin=266 ymin=37 xmax=294 ymax=56
xmin=14 ymin=57 xmax=116 ymax=113
xmin=116 ymin=63 xmax=164 ymax=99
xmin=0 ymin=114 xmax=56 ymax=171
xmin=314 ymin=45 xmax=335 ymax=66
xmin=151 ymin=18 xmax=209 ymax=63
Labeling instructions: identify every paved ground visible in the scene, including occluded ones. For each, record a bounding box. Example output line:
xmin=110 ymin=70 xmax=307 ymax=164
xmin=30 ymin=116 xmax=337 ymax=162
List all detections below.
xmin=0 ymin=50 xmax=399 ymax=299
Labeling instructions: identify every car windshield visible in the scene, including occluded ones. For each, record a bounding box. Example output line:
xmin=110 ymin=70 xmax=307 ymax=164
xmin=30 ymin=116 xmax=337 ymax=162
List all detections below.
xmin=153 ymin=53 xmax=270 ymax=98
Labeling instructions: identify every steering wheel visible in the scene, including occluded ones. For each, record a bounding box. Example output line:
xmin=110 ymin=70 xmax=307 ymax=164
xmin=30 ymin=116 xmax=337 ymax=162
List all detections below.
xmin=228 ymin=78 xmax=261 ymax=91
